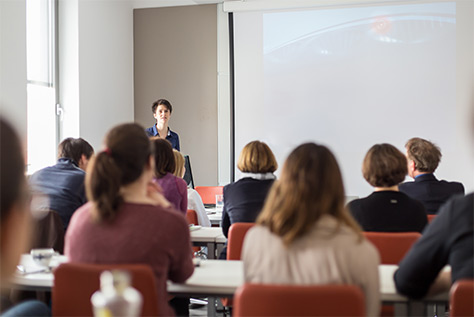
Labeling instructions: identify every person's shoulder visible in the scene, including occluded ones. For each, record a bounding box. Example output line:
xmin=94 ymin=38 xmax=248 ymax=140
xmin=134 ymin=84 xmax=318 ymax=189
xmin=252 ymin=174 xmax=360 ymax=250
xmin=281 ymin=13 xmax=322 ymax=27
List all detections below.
xmin=444 ymin=192 xmax=473 ymax=216
xmin=438 ymin=179 xmax=465 ymax=191
xmin=67 ymin=202 xmax=93 ymax=230
xmin=169 ymin=129 xmax=179 ymax=137
xmin=399 ymin=181 xmax=415 ymax=191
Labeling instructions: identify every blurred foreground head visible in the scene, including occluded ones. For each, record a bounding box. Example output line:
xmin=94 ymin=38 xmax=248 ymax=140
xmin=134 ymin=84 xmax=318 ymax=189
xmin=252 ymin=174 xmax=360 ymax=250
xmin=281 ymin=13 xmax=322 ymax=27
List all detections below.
xmin=0 ymin=117 xmax=31 ymax=283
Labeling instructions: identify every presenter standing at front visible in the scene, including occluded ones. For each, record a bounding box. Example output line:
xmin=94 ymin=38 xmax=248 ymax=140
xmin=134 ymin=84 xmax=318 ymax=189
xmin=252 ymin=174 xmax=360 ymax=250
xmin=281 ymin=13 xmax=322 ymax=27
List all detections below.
xmin=146 ymin=99 xmax=180 ymax=151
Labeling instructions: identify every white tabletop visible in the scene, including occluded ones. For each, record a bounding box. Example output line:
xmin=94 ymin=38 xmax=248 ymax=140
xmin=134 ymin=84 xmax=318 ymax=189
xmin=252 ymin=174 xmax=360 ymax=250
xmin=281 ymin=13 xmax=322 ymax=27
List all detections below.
xmin=11 ymin=255 xmax=450 ymax=305
xmin=190 ymin=227 xmax=225 ymax=243
xmin=205 ymin=207 xmax=222 ymax=225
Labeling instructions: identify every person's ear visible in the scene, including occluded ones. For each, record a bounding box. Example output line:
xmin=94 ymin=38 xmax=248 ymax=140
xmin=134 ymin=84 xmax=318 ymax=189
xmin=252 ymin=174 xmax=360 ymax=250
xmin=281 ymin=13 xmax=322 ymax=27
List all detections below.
xmin=153 ymin=112 xmax=158 ymax=120
xmin=78 ymin=154 xmax=89 ymax=171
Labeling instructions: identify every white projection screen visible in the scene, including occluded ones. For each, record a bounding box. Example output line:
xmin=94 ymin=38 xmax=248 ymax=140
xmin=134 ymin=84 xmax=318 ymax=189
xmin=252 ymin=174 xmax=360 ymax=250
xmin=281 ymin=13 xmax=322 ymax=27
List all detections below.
xmin=232 ymin=0 xmax=474 ymax=197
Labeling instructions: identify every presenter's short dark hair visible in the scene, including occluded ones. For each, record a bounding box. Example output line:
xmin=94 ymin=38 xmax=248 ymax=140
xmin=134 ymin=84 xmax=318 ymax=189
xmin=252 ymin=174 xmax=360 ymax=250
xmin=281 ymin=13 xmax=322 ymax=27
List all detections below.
xmin=405 ymin=137 xmax=441 ymax=173
xmin=152 ymin=99 xmax=172 ymax=114
xmin=58 ymin=138 xmax=94 ymax=165
xmin=362 ymin=143 xmax=407 ymax=187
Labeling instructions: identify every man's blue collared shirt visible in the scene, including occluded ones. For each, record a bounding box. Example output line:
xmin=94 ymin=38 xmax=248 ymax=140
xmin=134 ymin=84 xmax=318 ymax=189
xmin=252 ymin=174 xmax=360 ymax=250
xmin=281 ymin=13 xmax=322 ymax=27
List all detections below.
xmin=29 ymin=158 xmax=87 ymax=230
xmin=145 ymin=125 xmax=180 ymax=151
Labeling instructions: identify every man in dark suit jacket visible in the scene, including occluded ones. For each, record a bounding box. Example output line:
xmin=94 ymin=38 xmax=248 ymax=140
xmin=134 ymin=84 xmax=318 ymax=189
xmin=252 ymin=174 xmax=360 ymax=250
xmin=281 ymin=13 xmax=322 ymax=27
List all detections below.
xmin=399 ymin=137 xmax=464 ymax=214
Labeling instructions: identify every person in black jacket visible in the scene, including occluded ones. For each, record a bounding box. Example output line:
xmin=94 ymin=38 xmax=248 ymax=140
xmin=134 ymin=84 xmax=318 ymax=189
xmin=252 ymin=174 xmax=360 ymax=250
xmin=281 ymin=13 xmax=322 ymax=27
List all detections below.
xmin=348 ymin=143 xmax=427 ymax=233
xmin=219 ymin=141 xmax=277 ymax=259
xmin=399 ymin=137 xmax=464 ymax=214
xmin=394 ymin=193 xmax=473 ymax=299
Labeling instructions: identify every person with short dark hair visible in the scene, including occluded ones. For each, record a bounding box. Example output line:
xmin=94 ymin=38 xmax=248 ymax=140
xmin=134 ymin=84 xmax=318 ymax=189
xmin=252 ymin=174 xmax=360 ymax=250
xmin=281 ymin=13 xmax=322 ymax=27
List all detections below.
xmin=146 ymin=99 xmax=180 ymax=150
xmin=29 ymin=137 xmax=94 ymax=231
xmin=0 ymin=117 xmax=51 ymax=316
xmin=399 ymin=137 xmax=464 ymax=214
xmin=348 ymin=143 xmax=427 ymax=233
xmin=219 ymin=141 xmax=277 ymax=259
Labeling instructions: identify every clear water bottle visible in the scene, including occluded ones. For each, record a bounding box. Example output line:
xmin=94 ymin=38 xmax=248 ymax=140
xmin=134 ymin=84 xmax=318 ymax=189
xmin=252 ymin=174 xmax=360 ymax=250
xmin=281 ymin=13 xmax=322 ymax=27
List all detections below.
xmin=91 ymin=270 xmax=143 ymax=317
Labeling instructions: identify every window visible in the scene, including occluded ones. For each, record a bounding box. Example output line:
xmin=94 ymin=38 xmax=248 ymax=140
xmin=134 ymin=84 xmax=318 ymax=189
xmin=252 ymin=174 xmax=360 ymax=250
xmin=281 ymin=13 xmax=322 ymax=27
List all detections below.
xmin=26 ymin=0 xmax=58 ymax=173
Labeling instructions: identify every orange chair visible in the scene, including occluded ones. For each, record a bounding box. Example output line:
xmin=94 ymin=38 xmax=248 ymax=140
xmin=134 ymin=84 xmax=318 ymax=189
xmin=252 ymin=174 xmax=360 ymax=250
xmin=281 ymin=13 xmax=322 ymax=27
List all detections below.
xmin=221 ymin=223 xmax=256 ymax=308
xmin=52 ymin=262 xmax=159 ymax=316
xmin=428 ymin=214 xmax=437 ymax=223
xmin=194 ymin=186 xmax=223 ymax=205
xmin=234 ymin=283 xmax=365 ymax=316
xmin=450 ymin=279 xmax=474 ymax=317
xmin=186 ymin=209 xmax=202 ymax=255
xmin=227 ymin=222 xmax=256 ymax=260
xmin=186 ymin=209 xmax=199 ymax=226
xmin=363 ymin=231 xmax=421 ymax=316
xmin=363 ymin=232 xmax=421 ymax=265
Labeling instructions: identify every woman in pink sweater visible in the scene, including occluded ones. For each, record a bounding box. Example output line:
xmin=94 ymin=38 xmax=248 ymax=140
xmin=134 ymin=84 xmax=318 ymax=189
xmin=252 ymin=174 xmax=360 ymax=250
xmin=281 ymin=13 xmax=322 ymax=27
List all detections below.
xmin=151 ymin=138 xmax=188 ymax=214
xmin=66 ymin=123 xmax=193 ymax=316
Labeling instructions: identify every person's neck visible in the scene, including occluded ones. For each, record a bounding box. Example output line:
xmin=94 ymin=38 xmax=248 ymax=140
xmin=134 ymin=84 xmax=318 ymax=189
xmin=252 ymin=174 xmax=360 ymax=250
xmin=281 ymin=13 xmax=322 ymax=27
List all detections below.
xmin=374 ymin=185 xmax=399 ymax=192
xmin=156 ymin=122 xmax=168 ymax=134
xmin=413 ymin=171 xmax=430 ymax=178
xmin=120 ymin=171 xmax=153 ymax=204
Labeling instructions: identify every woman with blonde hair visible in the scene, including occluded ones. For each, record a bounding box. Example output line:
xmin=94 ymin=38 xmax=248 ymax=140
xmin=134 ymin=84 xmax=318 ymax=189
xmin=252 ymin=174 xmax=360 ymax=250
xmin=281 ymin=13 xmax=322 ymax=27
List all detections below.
xmin=219 ymin=140 xmax=277 ymax=259
xmin=173 ymin=150 xmax=211 ymax=227
xmin=66 ymin=123 xmax=193 ymax=316
xmin=242 ymin=143 xmax=380 ymax=317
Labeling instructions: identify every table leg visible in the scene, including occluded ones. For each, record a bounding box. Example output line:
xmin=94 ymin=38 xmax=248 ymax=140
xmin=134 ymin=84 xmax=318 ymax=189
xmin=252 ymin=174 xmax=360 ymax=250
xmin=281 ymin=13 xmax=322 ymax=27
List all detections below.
xmin=207 ymin=296 xmax=217 ymax=317
xmin=207 ymin=242 xmax=216 ymax=259
xmin=408 ymin=301 xmax=425 ymax=316
xmin=394 ymin=303 xmax=408 ymax=317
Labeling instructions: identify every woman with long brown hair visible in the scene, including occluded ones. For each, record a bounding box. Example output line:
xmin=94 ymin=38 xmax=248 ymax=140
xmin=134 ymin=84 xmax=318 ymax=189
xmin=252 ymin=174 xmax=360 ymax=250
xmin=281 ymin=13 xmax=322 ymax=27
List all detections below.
xmin=65 ymin=123 xmax=193 ymax=316
xmin=242 ymin=143 xmax=380 ymax=317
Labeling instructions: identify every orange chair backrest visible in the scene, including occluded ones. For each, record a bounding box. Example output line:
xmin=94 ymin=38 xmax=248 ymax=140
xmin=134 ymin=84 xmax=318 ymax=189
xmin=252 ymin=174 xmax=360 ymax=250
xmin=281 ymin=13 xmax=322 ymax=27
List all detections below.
xmin=234 ymin=283 xmax=365 ymax=317
xmin=450 ymin=279 xmax=474 ymax=317
xmin=427 ymin=214 xmax=437 ymax=223
xmin=186 ymin=209 xmax=199 ymax=225
xmin=194 ymin=186 xmax=223 ymax=205
xmin=363 ymin=232 xmax=421 ymax=264
xmin=52 ymin=262 xmax=159 ymax=316
xmin=227 ymin=223 xmax=255 ymax=260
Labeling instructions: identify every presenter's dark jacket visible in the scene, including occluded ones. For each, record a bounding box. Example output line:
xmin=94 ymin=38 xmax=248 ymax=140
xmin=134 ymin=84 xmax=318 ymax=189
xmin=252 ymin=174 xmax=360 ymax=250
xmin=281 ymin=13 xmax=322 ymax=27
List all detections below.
xmin=399 ymin=173 xmax=464 ymax=214
xmin=394 ymin=193 xmax=474 ymax=299
xmin=219 ymin=177 xmax=274 ymax=259
xmin=29 ymin=158 xmax=87 ymax=231
xmin=348 ymin=191 xmax=427 ymax=233
xmin=145 ymin=125 xmax=180 ymax=151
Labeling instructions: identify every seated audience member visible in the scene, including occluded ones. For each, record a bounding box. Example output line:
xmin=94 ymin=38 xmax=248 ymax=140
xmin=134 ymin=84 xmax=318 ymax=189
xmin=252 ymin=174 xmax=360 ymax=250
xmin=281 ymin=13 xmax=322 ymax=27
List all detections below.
xmin=399 ymin=137 xmax=464 ymax=214
xmin=173 ymin=150 xmax=211 ymax=227
xmin=394 ymin=193 xmax=473 ymax=299
xmin=29 ymin=137 xmax=94 ymax=231
xmin=65 ymin=123 xmax=193 ymax=316
xmin=151 ymin=138 xmax=188 ymax=214
xmin=348 ymin=144 xmax=427 ymax=233
xmin=242 ymin=143 xmax=380 ymax=317
xmin=0 ymin=118 xmax=50 ymax=316
xmin=220 ymin=141 xmax=277 ymax=259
